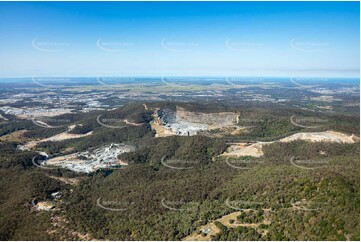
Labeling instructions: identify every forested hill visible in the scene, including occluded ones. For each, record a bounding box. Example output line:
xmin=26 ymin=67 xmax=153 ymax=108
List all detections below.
xmin=0 ymin=101 xmax=359 ymax=240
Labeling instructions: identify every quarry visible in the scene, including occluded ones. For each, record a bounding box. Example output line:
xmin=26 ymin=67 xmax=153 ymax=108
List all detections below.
xmin=42 ymin=143 xmax=135 ymax=173
xmin=151 ymin=106 xmax=241 ymax=137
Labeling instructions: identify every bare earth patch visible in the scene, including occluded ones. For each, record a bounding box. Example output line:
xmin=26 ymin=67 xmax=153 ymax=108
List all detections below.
xmin=183 ymin=223 xmax=220 ymax=241
xmin=48 ymin=215 xmax=95 ymax=240
xmin=18 ymin=125 xmax=92 ymax=150
xmin=221 ymin=142 xmax=268 ymax=157
xmin=183 ymin=209 xmax=271 ymax=241
xmin=279 ymin=131 xmax=359 ymax=143
xmin=0 ymin=130 xmax=29 ymax=142
xmin=48 ymin=175 xmax=83 ymax=186
xmin=221 ymin=131 xmax=359 ymax=158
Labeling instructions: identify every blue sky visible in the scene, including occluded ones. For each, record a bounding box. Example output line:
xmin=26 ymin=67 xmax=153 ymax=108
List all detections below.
xmin=0 ymin=1 xmax=359 ymax=78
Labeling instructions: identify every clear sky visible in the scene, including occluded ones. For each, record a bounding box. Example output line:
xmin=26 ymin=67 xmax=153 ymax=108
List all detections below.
xmin=0 ymin=1 xmax=359 ymax=78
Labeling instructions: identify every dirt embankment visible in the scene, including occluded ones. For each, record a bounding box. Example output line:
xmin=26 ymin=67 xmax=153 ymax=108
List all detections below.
xmin=279 ymin=131 xmax=359 ymax=143
xmin=221 ymin=131 xmax=359 ymax=158
xmin=221 ymin=142 xmax=267 ymax=157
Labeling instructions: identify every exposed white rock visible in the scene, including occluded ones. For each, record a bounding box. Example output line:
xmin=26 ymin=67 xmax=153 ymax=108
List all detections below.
xmin=44 ymin=143 xmax=135 ymax=173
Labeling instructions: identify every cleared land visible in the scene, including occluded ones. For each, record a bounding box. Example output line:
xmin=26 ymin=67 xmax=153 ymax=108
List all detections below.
xmin=18 ymin=125 xmax=92 ymax=150
xmin=183 ymin=209 xmax=271 ymax=241
xmin=0 ymin=130 xmax=29 ymax=142
xmin=221 ymin=131 xmax=359 ymax=157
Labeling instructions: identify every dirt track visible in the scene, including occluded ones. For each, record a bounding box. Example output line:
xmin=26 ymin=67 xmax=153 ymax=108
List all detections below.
xmin=19 ymin=125 xmax=92 ymax=150
xmin=183 ymin=209 xmax=271 ymax=241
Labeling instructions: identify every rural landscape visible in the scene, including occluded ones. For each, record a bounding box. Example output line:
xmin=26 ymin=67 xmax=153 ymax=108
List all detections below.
xmin=0 ymin=77 xmax=359 ymax=240
xmin=0 ymin=1 xmax=359 ymax=241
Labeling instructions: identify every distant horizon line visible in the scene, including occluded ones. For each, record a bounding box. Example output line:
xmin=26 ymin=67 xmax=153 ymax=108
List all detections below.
xmin=0 ymin=76 xmax=359 ymax=79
